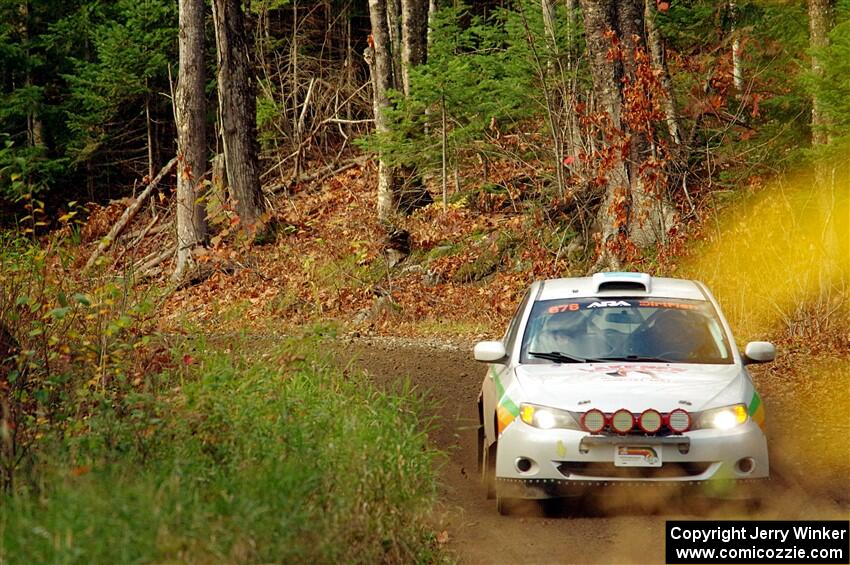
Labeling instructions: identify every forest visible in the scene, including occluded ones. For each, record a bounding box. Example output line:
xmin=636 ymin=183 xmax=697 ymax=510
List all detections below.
xmin=0 ymin=0 xmax=848 ymax=562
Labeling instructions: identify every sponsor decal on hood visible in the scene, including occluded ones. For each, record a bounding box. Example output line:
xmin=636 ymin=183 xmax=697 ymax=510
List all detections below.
xmin=514 ymin=363 xmax=745 ymax=413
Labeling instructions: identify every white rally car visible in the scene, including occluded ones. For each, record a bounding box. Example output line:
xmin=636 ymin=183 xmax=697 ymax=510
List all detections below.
xmin=474 ymin=273 xmax=774 ymax=514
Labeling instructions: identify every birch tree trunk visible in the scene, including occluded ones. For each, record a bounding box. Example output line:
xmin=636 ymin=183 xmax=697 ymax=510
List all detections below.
xmin=386 ymin=0 xmax=404 ymax=91
xmin=541 ymin=0 xmax=558 ymax=59
xmin=400 ymin=0 xmax=429 ymax=96
xmin=212 ymin=0 xmax=266 ymax=229
xmin=174 ymin=0 xmax=209 ymax=280
xmin=729 ymin=1 xmax=744 ymax=94
xmin=427 ymin=0 xmax=437 ymax=46
xmin=367 ymin=0 xmax=399 ymax=221
xmin=397 ymin=0 xmax=434 ymax=211
xmin=539 ymin=0 xmax=559 ymax=89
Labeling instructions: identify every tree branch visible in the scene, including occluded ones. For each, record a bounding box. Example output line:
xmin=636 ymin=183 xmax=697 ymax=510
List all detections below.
xmin=83 ymin=157 xmax=177 ymax=273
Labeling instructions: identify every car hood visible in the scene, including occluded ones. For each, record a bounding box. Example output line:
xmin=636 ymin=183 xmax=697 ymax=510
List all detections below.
xmin=514 ymin=363 xmax=745 ymax=413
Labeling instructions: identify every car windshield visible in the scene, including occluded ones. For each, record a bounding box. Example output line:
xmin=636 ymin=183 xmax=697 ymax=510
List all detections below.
xmin=520 ymin=297 xmax=733 ymax=364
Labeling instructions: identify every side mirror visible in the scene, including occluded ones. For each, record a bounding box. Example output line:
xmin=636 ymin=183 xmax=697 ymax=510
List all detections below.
xmin=474 ymin=341 xmax=507 ymax=363
xmin=742 ymin=341 xmax=776 ymax=365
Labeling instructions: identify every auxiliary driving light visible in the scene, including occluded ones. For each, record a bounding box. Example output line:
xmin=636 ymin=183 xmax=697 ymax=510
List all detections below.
xmin=610 ymin=409 xmax=634 ymax=433
xmin=581 ymin=408 xmax=607 ymax=433
xmin=638 ymin=409 xmax=663 ymax=433
xmin=667 ymin=408 xmax=691 ymax=433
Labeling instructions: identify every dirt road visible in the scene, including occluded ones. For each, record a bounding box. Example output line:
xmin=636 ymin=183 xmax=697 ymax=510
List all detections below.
xmin=330 ymin=338 xmax=849 ymax=564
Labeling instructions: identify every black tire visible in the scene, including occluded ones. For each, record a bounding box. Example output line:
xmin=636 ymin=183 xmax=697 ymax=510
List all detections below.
xmin=538 ymin=497 xmax=563 ymax=517
xmin=476 ymin=401 xmax=484 ymax=474
xmin=496 ymin=495 xmax=516 ymax=516
xmin=481 ymin=439 xmax=497 ymax=500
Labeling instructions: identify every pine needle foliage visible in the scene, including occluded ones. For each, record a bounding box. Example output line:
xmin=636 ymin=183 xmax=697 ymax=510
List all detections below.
xmin=363 ymin=4 xmax=531 ymax=172
xmin=362 ymin=0 xmax=588 ymax=186
xmin=807 ymin=6 xmax=850 ymax=156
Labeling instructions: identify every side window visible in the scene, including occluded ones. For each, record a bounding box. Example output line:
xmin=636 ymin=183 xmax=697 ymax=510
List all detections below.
xmin=705 ymin=316 xmax=729 ymax=358
xmin=503 ymin=289 xmax=532 ymax=355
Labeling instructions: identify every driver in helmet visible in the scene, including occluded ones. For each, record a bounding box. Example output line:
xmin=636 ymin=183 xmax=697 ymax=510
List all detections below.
xmin=642 ymin=309 xmax=699 ymax=360
xmin=530 ymin=312 xmax=605 ymax=359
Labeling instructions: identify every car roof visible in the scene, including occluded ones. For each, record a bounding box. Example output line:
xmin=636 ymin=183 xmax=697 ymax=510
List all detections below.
xmin=537 ymin=273 xmax=706 ymax=301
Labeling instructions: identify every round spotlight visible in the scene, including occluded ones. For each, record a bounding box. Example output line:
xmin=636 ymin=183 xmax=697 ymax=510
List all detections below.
xmin=638 ymin=409 xmax=663 ymax=433
xmin=667 ymin=408 xmax=691 ymax=433
xmin=581 ymin=409 xmax=607 ymax=433
xmin=610 ymin=409 xmax=634 ymax=434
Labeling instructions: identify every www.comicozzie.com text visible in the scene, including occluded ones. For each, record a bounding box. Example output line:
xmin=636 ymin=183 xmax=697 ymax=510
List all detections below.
xmin=669 ymin=525 xmax=848 ymax=544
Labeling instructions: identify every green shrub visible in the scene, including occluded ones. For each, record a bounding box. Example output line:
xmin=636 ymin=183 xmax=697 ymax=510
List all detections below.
xmin=0 ymin=335 xmax=441 ymax=564
xmin=0 ymin=234 xmax=162 ymax=493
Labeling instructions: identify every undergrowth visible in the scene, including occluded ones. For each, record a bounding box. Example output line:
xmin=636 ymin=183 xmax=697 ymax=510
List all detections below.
xmin=0 ymin=333 xmax=442 ymax=563
xmin=0 ymin=236 xmax=443 ymax=563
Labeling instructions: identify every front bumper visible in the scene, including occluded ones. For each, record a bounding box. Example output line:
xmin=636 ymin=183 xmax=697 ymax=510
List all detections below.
xmin=495 ymin=419 xmax=769 ymax=499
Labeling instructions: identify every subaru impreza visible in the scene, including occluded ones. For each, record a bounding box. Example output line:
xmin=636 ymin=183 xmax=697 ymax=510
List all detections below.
xmin=474 ymin=273 xmax=774 ymax=514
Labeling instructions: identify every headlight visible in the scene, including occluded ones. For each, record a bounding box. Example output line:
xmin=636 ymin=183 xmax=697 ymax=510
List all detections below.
xmin=519 ymin=403 xmax=580 ymax=430
xmin=696 ymin=404 xmax=748 ymax=430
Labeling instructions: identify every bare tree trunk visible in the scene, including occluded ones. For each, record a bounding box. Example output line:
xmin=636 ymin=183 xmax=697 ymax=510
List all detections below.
xmin=644 ymin=0 xmax=680 ymax=146
xmin=174 ymin=0 xmax=209 ymax=280
xmin=541 ymin=0 xmax=558 ymax=59
xmin=581 ymin=0 xmax=672 ymax=269
xmin=19 ymin=2 xmax=44 ymax=149
xmin=212 ymin=0 xmax=266 ymax=229
xmin=345 ymin=2 xmax=354 ymax=137
xmin=386 ymin=0 xmax=404 ymax=90
xmin=620 ymin=0 xmax=672 ymax=248
xmin=729 ymin=1 xmax=744 ymax=94
xmin=581 ymin=2 xmax=622 ymax=127
xmin=145 ymin=88 xmax=156 ymax=180
xmin=427 ymin=0 xmax=437 ymax=46
xmin=395 ymin=0 xmax=434 ymax=212
xmin=808 ymin=0 xmax=833 ymax=148
xmin=563 ymin=0 xmax=584 ymax=178
xmin=441 ymin=93 xmax=447 ymax=209
xmin=808 ymin=0 xmax=838 ymax=296
xmin=580 ymin=0 xmax=629 ymax=270
xmin=210 ymin=153 xmax=229 ymax=216
xmin=401 ymin=0 xmax=429 ymax=96
xmin=291 ymin=0 xmax=301 ymax=179
xmin=367 ymin=0 xmax=399 ymax=221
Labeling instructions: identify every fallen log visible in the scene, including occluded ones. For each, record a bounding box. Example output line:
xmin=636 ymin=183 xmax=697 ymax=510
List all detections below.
xmin=133 ymin=249 xmax=159 ymax=268
xmin=123 ymin=218 xmax=168 ymax=244
xmin=83 ymin=157 xmax=177 ymax=272
xmin=267 ymin=156 xmax=368 ymax=194
xmin=113 ymin=215 xmax=165 ymax=267
xmin=135 ymin=244 xmax=177 ymax=277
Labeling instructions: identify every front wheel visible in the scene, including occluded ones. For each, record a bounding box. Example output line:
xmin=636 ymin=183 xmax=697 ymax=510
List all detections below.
xmin=481 ymin=439 xmax=497 ymax=499
xmin=496 ymin=495 xmax=518 ymax=516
